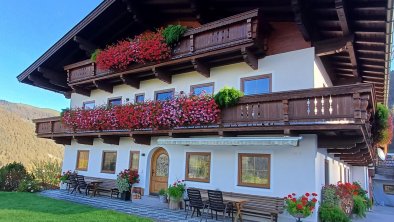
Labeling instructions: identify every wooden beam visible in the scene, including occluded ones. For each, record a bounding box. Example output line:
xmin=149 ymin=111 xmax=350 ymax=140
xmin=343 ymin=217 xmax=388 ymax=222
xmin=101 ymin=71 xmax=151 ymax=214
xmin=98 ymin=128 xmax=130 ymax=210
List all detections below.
xmin=37 ymin=67 xmax=68 ymax=87
xmin=131 ymin=134 xmax=151 ymax=145
xmin=120 ymin=75 xmax=140 ymax=89
xmin=153 ymin=67 xmax=171 ymax=84
xmin=73 ymin=36 xmax=97 ymax=56
xmin=53 ymin=137 xmax=71 ymax=145
xmin=335 ymin=0 xmax=350 ymax=35
xmin=314 ymin=35 xmax=354 ymax=56
xmin=191 ymin=59 xmax=210 ymax=77
xmin=100 ymin=135 xmax=120 ymax=145
xmin=75 ymin=136 xmax=94 ymax=145
xmin=28 ymin=75 xmax=68 ymax=91
xmin=93 ymin=80 xmax=113 ymax=93
xmin=318 ymin=136 xmax=364 ymax=148
xmin=71 ymin=86 xmax=91 ymax=97
xmin=122 ymin=0 xmax=143 ymax=23
xmin=291 ymin=0 xmax=313 ymax=41
xmin=241 ymin=47 xmax=258 ymax=70
xmin=335 ymin=0 xmax=359 ymax=78
xmin=63 ymin=91 xmax=72 ymax=99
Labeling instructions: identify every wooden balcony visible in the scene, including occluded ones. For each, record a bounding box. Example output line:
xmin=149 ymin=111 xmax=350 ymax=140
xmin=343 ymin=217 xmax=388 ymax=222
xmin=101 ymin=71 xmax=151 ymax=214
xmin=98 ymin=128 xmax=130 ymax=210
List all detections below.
xmin=34 ymin=84 xmax=375 ymax=165
xmin=64 ymin=9 xmax=266 ymax=96
xmin=376 ymin=159 xmax=394 ymax=176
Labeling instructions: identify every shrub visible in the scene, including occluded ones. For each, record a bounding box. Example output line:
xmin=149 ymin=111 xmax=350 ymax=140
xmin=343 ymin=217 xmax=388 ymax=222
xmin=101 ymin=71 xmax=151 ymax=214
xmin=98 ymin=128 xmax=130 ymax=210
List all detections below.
xmin=158 ymin=188 xmax=167 ymax=196
xmin=17 ymin=178 xmax=40 ymax=193
xmin=0 ymin=162 xmax=31 ymax=191
xmin=90 ymin=49 xmax=101 ymax=62
xmin=373 ymin=103 xmax=393 ymax=146
xmin=353 ymin=195 xmax=367 ymax=218
xmin=214 ymin=87 xmax=244 ymax=108
xmin=322 ymin=185 xmax=340 ymax=207
xmin=319 ymin=203 xmax=350 ymax=222
xmin=31 ymin=160 xmax=62 ymax=189
xmin=162 ymin=25 xmax=187 ymax=46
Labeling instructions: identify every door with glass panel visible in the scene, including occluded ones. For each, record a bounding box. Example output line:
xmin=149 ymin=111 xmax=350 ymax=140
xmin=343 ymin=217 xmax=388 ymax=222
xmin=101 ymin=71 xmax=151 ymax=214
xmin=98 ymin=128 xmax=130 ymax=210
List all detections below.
xmin=150 ymin=148 xmax=169 ymax=194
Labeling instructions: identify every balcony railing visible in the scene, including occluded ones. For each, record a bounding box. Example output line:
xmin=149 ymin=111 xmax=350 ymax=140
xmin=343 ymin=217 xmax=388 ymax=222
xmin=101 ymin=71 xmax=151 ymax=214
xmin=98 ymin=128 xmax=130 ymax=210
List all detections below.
xmin=376 ymin=158 xmax=394 ymax=176
xmin=64 ymin=9 xmax=264 ymax=84
xmin=34 ymin=84 xmax=375 ymax=136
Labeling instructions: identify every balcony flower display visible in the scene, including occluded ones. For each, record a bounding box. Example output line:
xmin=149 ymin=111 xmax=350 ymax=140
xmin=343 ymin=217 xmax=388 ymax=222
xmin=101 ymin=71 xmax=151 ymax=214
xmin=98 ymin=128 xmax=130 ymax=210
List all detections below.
xmin=62 ymin=94 xmax=220 ymax=132
xmin=95 ymin=25 xmax=186 ymax=71
xmin=284 ymin=192 xmax=318 ymax=221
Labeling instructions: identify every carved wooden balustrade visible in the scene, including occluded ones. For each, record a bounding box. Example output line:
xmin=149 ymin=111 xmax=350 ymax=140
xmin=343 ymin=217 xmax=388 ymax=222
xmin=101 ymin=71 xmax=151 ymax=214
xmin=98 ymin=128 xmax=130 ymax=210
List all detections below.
xmin=65 ymin=9 xmax=264 ymax=84
xmin=34 ymin=84 xmax=375 ymax=137
xmin=376 ymin=158 xmax=394 ymax=176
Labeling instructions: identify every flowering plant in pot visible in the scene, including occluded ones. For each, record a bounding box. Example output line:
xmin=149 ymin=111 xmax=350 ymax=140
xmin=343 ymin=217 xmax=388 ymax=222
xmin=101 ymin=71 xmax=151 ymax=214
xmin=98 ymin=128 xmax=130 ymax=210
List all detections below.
xmin=284 ymin=192 xmax=318 ymax=222
xmin=58 ymin=170 xmax=72 ymax=183
xmin=167 ymin=180 xmax=186 ymax=210
xmin=116 ymin=169 xmax=140 ymax=201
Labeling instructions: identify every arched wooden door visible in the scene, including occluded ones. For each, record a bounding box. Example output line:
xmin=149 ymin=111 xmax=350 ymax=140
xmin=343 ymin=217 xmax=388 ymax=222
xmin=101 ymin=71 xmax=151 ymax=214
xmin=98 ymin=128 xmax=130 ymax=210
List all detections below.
xmin=149 ymin=148 xmax=169 ymax=194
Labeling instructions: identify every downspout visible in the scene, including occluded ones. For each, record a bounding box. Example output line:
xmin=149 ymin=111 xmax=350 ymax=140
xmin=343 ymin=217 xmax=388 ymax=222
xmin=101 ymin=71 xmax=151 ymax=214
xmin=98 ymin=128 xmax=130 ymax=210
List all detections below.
xmin=384 ymin=0 xmax=393 ymax=106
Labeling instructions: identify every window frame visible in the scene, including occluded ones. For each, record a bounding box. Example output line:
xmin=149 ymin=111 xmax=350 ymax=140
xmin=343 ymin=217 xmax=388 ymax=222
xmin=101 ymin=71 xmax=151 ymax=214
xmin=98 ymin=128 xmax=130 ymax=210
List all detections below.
xmin=134 ymin=93 xmax=145 ymax=103
xmin=190 ymin=82 xmax=215 ymax=95
xmin=101 ymin=151 xmax=117 ymax=174
xmin=83 ymin=100 xmax=95 ymax=109
xmin=383 ymin=184 xmax=394 ymax=195
xmin=129 ymin=151 xmax=140 ymax=171
xmin=238 ymin=153 xmax=271 ymax=189
xmin=107 ymin=97 xmax=122 ymax=107
xmin=76 ymin=150 xmax=89 ymax=171
xmin=240 ymin=74 xmax=272 ymax=96
xmin=154 ymin=88 xmax=175 ymax=101
xmin=185 ymin=152 xmax=211 ymax=183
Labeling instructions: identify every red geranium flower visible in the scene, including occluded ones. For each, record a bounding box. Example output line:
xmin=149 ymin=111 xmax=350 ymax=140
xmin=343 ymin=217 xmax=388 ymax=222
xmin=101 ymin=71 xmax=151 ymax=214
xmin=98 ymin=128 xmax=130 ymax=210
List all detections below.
xmin=312 ymin=198 xmax=317 ymax=203
xmin=296 ymin=204 xmax=303 ymax=210
xmin=305 ymin=192 xmax=310 ymax=197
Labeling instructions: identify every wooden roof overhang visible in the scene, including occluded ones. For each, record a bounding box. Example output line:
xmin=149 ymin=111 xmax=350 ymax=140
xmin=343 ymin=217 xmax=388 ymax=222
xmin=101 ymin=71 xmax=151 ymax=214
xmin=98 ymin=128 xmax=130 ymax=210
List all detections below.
xmin=17 ymin=0 xmax=393 ymax=104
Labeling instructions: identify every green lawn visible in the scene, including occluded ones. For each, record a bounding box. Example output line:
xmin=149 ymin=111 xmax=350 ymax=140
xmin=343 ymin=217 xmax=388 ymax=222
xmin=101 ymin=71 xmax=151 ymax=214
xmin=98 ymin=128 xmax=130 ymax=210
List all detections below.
xmin=0 ymin=192 xmax=152 ymax=222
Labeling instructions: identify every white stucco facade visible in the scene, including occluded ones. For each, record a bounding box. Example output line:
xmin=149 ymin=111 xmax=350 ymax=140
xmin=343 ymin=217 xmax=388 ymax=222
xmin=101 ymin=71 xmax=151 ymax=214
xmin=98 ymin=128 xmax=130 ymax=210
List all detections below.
xmin=61 ymin=47 xmax=367 ymax=222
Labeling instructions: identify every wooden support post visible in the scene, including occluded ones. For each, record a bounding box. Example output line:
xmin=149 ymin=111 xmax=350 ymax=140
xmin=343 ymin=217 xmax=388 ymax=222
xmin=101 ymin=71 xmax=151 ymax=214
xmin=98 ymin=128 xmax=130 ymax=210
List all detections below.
xmin=71 ymin=86 xmax=91 ymax=97
xmin=191 ymin=59 xmax=210 ymax=77
xmin=120 ymin=75 xmax=140 ymax=89
xmin=353 ymin=93 xmax=361 ymax=123
xmin=189 ymin=35 xmax=194 ymax=52
xmin=153 ymin=67 xmax=171 ymax=84
xmin=131 ymin=134 xmax=151 ymax=145
xmin=93 ymin=80 xmax=113 ymax=93
xmin=314 ymin=35 xmax=354 ymax=56
xmin=241 ymin=47 xmax=258 ymax=70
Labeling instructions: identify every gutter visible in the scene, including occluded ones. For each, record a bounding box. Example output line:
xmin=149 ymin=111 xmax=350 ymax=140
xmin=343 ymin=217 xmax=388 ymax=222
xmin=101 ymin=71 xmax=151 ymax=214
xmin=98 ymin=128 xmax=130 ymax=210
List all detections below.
xmin=384 ymin=0 xmax=393 ymax=105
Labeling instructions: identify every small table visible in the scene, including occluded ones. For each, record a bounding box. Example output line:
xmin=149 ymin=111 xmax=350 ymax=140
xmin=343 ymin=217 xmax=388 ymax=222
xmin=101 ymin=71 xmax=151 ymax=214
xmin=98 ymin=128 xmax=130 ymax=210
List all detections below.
xmin=85 ymin=179 xmax=103 ymax=197
xmin=201 ymin=193 xmax=249 ymax=222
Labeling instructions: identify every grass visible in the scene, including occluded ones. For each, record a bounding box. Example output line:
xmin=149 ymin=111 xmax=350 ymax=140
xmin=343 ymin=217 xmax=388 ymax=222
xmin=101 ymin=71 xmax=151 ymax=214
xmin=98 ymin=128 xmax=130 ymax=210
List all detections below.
xmin=0 ymin=192 xmax=152 ymax=222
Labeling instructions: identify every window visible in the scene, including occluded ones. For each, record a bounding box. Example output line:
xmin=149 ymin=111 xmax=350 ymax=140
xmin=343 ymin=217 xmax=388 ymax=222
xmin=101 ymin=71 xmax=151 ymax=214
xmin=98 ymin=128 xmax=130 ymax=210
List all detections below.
xmin=108 ymin=97 xmax=122 ymax=107
xmin=383 ymin=185 xmax=394 ymax=195
xmin=76 ymin=150 xmax=89 ymax=171
xmin=129 ymin=151 xmax=140 ymax=171
xmin=83 ymin=101 xmax=95 ymax=109
xmin=238 ymin=153 xmax=270 ymax=188
xmin=241 ymin=74 xmax=271 ymax=96
xmin=190 ymin=83 xmax=214 ymax=95
xmin=325 ymin=160 xmax=330 ymax=185
xmin=155 ymin=89 xmax=174 ymax=101
xmin=135 ymin=93 xmax=145 ymax=103
xmin=185 ymin=152 xmax=211 ymax=182
xmin=101 ymin=151 xmax=117 ymax=174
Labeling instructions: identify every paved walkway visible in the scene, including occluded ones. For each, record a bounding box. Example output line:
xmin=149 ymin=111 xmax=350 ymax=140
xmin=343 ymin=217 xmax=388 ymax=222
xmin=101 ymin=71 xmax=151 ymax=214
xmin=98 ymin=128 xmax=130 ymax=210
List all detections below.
xmin=354 ymin=205 xmax=394 ymax=222
xmin=40 ymin=190 xmax=246 ymax=222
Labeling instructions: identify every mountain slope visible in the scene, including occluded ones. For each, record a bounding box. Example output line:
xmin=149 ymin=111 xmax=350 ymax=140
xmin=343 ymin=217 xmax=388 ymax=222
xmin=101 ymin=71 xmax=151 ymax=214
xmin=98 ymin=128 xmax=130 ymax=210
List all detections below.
xmin=0 ymin=101 xmax=64 ymax=168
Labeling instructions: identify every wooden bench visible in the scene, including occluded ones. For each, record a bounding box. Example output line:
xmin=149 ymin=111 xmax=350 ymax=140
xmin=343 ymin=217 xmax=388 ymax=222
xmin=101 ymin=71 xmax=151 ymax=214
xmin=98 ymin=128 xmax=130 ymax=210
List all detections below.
xmin=186 ymin=188 xmax=284 ymax=222
xmin=84 ymin=176 xmax=144 ymax=199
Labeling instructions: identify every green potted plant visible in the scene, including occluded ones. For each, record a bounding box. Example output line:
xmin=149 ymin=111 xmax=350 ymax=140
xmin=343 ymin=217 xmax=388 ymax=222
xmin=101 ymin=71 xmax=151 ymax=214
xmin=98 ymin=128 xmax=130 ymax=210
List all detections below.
xmin=158 ymin=188 xmax=168 ymax=203
xmin=214 ymin=87 xmax=244 ymax=108
xmin=167 ymin=180 xmax=186 ymax=210
xmin=116 ymin=169 xmax=140 ymax=201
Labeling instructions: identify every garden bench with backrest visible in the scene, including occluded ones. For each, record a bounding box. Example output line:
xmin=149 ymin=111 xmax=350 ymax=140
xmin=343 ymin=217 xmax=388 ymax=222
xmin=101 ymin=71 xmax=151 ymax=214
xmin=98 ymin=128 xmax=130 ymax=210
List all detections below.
xmin=185 ymin=188 xmax=284 ymax=222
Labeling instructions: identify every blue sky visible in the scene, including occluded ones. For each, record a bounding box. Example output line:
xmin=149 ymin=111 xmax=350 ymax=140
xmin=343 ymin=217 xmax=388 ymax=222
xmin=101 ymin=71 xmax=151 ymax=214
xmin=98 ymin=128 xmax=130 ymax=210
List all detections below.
xmin=0 ymin=0 xmax=102 ymax=111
